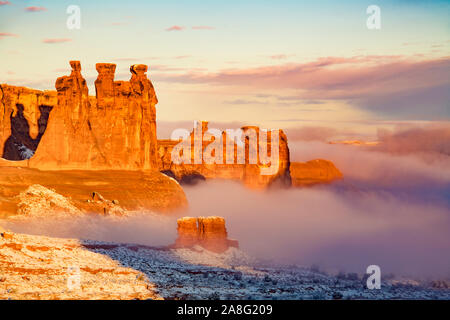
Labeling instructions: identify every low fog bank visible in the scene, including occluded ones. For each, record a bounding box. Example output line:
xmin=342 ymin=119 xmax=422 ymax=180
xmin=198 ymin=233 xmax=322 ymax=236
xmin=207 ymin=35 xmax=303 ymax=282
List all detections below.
xmin=181 ymin=135 xmax=450 ymax=278
xmin=184 ymin=180 xmax=450 ymax=277
xmin=2 ymin=212 xmax=177 ymax=247
xmin=290 ymin=141 xmax=450 ymax=207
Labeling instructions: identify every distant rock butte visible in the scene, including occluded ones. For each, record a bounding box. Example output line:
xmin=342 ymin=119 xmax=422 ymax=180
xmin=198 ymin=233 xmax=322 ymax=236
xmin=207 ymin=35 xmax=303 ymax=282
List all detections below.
xmin=158 ymin=121 xmax=292 ymax=189
xmin=172 ymin=216 xmax=239 ymax=253
xmin=290 ymin=159 xmax=343 ymax=187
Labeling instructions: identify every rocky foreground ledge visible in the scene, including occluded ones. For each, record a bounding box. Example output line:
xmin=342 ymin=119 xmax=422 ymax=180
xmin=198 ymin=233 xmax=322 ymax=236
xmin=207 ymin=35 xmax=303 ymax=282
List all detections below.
xmin=1 ymin=228 xmax=449 ymax=300
xmin=0 ymin=167 xmax=187 ymax=218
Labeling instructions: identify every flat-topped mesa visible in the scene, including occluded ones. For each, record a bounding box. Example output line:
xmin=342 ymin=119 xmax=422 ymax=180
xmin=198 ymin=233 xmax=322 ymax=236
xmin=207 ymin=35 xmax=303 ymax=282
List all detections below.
xmin=290 ymin=159 xmax=343 ymax=187
xmin=23 ymin=60 xmax=160 ymax=170
xmin=173 ymin=216 xmax=239 ymax=253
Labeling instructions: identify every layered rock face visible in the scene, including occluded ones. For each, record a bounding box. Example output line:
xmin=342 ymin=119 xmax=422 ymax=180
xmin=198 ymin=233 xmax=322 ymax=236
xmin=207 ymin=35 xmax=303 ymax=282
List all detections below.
xmin=1 ymin=61 xmax=159 ymax=170
xmin=290 ymin=159 xmax=343 ymax=187
xmin=158 ymin=122 xmax=291 ymax=189
xmin=173 ymin=216 xmax=239 ymax=253
xmin=0 ymin=85 xmax=56 ymax=160
xmin=0 ymin=167 xmax=187 ymax=217
xmin=88 ymin=63 xmax=158 ymax=170
xmin=0 ymin=232 xmax=160 ymax=300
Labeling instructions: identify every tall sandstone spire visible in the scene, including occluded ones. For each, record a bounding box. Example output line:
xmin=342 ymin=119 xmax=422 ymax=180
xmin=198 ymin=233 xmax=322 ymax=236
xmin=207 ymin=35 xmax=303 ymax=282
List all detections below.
xmin=28 ymin=61 xmax=159 ymax=170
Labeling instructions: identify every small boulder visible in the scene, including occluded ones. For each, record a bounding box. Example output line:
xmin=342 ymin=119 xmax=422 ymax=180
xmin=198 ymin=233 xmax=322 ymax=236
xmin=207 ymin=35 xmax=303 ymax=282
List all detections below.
xmin=92 ymin=192 xmax=105 ymax=202
xmin=1 ymin=231 xmax=14 ymax=240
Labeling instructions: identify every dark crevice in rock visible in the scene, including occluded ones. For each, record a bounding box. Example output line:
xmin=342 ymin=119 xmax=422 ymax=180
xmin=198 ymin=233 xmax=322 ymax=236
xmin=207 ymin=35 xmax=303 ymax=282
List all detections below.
xmin=2 ymin=103 xmax=53 ymax=161
xmin=179 ymin=173 xmax=206 ymax=186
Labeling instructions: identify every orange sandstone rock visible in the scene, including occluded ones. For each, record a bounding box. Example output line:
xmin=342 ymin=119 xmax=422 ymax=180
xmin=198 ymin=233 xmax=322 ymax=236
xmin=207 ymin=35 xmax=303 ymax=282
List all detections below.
xmin=1 ymin=231 xmax=13 ymax=240
xmin=173 ymin=216 xmax=238 ymax=253
xmin=27 ymin=61 xmax=159 ymax=170
xmin=158 ymin=122 xmax=292 ymax=189
xmin=0 ymin=84 xmax=56 ymax=160
xmin=290 ymin=159 xmax=343 ymax=187
xmin=1 ymin=61 xmax=159 ymax=170
xmin=175 ymin=217 xmax=199 ymax=248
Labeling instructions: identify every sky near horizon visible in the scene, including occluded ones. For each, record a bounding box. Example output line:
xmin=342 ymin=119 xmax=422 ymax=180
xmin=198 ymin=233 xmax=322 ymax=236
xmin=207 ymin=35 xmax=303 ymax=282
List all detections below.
xmin=1 ymin=0 xmax=449 ymax=139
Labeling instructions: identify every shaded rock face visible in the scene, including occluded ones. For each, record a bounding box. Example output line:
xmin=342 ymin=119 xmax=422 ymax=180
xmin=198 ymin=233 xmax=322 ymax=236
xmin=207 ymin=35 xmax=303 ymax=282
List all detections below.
xmin=0 ymin=85 xmax=57 ymax=160
xmin=2 ymin=104 xmax=52 ymax=160
xmin=158 ymin=122 xmax=292 ymax=189
xmin=1 ymin=61 xmax=158 ymax=170
xmin=173 ymin=216 xmax=239 ymax=253
xmin=290 ymin=159 xmax=343 ymax=187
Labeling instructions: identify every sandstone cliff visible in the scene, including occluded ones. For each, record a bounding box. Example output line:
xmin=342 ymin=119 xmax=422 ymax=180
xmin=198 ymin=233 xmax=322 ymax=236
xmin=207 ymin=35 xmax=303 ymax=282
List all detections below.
xmin=290 ymin=159 xmax=343 ymax=187
xmin=0 ymin=232 xmax=160 ymax=300
xmin=0 ymin=84 xmax=56 ymax=160
xmin=158 ymin=121 xmax=292 ymax=189
xmin=172 ymin=216 xmax=239 ymax=253
xmin=1 ymin=61 xmax=158 ymax=170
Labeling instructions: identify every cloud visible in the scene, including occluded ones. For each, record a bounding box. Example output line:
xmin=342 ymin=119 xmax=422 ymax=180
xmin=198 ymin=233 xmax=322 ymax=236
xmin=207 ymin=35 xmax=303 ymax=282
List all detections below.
xmin=25 ymin=6 xmax=47 ymax=12
xmin=269 ymin=54 xmax=287 ymax=60
xmin=154 ymin=55 xmax=448 ymax=95
xmin=269 ymin=54 xmax=295 ymax=60
xmin=3 ymin=212 xmax=177 ymax=248
xmin=166 ymin=25 xmax=185 ymax=32
xmin=0 ymin=32 xmax=18 ymax=38
xmin=224 ymin=99 xmax=267 ymax=105
xmin=0 ymin=1 xmax=11 ymax=6
xmin=182 ymin=176 xmax=450 ymax=277
xmin=374 ymin=123 xmax=450 ymax=165
xmin=173 ymin=55 xmax=191 ymax=59
xmin=152 ymin=55 xmax=450 ymax=119
xmin=42 ymin=38 xmax=72 ymax=44
xmin=192 ymin=26 xmax=215 ymax=30
xmin=285 ymin=126 xmax=341 ymax=142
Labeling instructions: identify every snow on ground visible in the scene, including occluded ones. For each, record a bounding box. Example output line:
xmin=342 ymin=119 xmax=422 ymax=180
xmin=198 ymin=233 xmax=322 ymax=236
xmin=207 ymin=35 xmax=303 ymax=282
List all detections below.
xmin=84 ymin=241 xmax=450 ymax=300
xmin=0 ymin=232 xmax=160 ymax=300
xmin=1 ymin=230 xmax=449 ymax=300
xmin=15 ymin=185 xmax=82 ymax=217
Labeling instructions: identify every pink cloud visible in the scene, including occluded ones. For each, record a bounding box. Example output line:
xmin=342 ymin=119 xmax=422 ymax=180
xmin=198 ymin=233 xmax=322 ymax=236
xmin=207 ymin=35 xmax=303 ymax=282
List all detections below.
xmin=269 ymin=54 xmax=289 ymax=60
xmin=0 ymin=32 xmax=18 ymax=38
xmin=0 ymin=1 xmax=11 ymax=6
xmin=173 ymin=55 xmax=190 ymax=59
xmin=192 ymin=26 xmax=215 ymax=30
xmin=25 ymin=6 xmax=47 ymax=12
xmin=165 ymin=25 xmax=185 ymax=32
xmin=151 ymin=55 xmax=450 ymax=118
xmin=42 ymin=38 xmax=72 ymax=44
xmin=153 ymin=55 xmax=449 ymax=99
